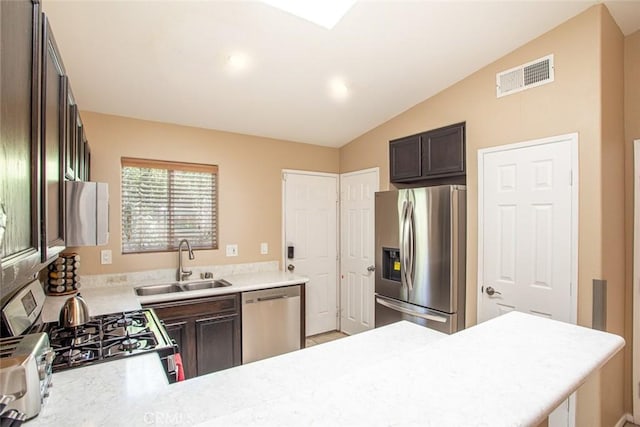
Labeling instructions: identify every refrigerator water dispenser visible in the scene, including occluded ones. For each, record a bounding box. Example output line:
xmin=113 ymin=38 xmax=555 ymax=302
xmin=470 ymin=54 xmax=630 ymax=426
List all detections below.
xmin=382 ymin=248 xmax=401 ymax=282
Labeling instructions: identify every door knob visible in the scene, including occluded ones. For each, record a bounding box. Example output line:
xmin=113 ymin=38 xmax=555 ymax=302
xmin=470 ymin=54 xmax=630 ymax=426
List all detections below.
xmin=485 ymin=286 xmax=502 ymax=296
xmin=367 ymin=265 xmax=375 ymax=272
xmin=287 ymin=264 xmax=295 ymax=272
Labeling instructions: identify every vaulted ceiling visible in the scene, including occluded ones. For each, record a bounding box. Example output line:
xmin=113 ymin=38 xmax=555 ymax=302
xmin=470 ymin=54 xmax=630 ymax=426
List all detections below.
xmin=43 ymin=1 xmax=640 ymax=148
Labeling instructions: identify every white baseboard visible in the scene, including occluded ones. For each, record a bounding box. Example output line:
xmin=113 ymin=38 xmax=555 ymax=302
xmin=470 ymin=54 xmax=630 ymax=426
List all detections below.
xmin=614 ymin=413 xmax=634 ymax=427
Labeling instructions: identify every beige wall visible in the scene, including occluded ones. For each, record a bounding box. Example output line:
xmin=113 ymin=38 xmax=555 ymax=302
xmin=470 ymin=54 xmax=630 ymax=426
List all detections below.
xmin=341 ymin=5 xmax=602 ymax=328
xmin=599 ymin=6 xmax=626 ymax=426
xmin=340 ymin=4 xmax=630 ymax=424
xmin=624 ymin=29 xmax=640 ymax=415
xmin=74 ymin=112 xmax=339 ymax=274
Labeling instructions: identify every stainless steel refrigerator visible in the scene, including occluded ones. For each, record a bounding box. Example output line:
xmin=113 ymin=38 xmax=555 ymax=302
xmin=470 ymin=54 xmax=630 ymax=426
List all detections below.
xmin=374 ymin=185 xmax=466 ymax=334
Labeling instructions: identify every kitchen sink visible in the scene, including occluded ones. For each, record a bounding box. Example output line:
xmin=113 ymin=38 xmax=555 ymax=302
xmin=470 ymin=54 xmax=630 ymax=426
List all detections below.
xmin=134 ymin=279 xmax=232 ymax=296
xmin=180 ymin=279 xmax=232 ymax=291
xmin=134 ymin=283 xmax=183 ymax=296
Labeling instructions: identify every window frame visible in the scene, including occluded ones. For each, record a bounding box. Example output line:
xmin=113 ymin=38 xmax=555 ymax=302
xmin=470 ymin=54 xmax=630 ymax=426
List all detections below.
xmin=120 ymin=157 xmax=219 ymax=254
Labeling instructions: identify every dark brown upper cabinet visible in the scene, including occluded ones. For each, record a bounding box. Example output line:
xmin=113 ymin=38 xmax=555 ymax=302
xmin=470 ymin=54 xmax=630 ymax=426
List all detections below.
xmin=40 ymin=15 xmax=66 ymax=262
xmin=389 ymin=134 xmax=422 ymax=182
xmin=66 ymin=88 xmax=91 ymax=182
xmin=0 ymin=0 xmax=43 ymax=299
xmin=76 ymin=119 xmax=86 ymax=181
xmin=65 ymin=87 xmax=77 ymax=180
xmin=389 ymin=122 xmax=466 ymax=184
xmin=421 ymin=122 xmax=465 ymax=178
xmin=83 ymin=141 xmax=91 ymax=181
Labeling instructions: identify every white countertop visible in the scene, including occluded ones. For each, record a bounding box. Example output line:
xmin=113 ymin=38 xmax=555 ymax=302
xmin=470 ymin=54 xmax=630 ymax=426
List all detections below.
xmin=33 ymin=353 xmax=171 ymax=426
xmin=41 ymin=286 xmax=141 ymax=323
xmin=136 ymin=271 xmax=309 ymax=305
xmin=28 ymin=312 xmax=624 ymax=427
xmin=41 ymin=271 xmax=308 ymax=320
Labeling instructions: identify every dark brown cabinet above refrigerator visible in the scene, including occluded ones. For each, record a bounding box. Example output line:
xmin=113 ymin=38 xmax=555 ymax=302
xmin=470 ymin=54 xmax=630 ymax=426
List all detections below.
xmin=389 ymin=122 xmax=466 ymax=184
xmin=389 ymin=134 xmax=422 ymax=181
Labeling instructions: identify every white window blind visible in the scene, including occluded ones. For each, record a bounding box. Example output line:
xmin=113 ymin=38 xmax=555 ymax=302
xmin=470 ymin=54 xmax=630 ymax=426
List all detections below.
xmin=121 ymin=158 xmax=218 ymax=254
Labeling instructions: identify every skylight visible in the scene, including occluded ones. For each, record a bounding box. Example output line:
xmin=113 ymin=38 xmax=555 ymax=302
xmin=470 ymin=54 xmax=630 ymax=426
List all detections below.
xmin=262 ymin=0 xmax=356 ymax=30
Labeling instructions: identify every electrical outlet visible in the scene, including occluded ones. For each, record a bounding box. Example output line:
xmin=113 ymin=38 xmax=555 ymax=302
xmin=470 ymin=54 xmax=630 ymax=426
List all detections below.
xmin=260 ymin=242 xmax=268 ymax=255
xmin=100 ymin=249 xmax=112 ymax=265
xmin=226 ymin=244 xmax=238 ymax=257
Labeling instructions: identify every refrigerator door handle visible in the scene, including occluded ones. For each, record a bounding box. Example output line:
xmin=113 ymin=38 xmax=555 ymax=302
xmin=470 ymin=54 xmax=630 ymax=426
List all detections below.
xmin=406 ymin=200 xmax=415 ymax=291
xmin=376 ymin=297 xmax=447 ymax=323
xmin=450 ymin=187 xmax=463 ymax=311
xmin=400 ymin=200 xmax=409 ymax=289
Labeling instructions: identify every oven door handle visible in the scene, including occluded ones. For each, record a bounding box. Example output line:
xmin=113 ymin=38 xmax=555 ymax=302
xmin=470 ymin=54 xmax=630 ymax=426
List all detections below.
xmin=167 ymin=353 xmax=176 ymax=372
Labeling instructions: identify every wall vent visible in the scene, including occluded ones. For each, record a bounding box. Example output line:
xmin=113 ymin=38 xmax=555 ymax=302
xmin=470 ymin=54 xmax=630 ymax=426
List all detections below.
xmin=496 ymin=54 xmax=554 ymax=98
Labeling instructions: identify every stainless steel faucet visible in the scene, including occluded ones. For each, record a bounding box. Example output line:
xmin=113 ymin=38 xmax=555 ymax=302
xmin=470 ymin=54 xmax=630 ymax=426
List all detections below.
xmin=177 ymin=239 xmax=195 ymax=281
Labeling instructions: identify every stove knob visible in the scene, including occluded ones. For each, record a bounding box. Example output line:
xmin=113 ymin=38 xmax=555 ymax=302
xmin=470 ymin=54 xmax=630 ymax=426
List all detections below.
xmin=38 ymin=364 xmax=47 ymax=381
xmin=44 ymin=348 xmax=55 ymax=364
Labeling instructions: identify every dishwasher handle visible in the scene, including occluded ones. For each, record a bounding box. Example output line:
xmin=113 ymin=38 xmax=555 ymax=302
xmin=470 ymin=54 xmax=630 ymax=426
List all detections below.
xmin=242 ymin=285 xmax=301 ymax=305
xmin=256 ymin=294 xmax=289 ymax=302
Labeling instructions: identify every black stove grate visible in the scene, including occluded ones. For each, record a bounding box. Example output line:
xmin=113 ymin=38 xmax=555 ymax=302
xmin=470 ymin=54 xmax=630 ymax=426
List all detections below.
xmin=46 ymin=309 xmax=169 ymax=373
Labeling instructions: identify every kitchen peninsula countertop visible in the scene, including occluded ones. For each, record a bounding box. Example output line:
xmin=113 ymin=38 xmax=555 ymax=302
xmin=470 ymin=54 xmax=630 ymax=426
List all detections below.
xmin=28 ymin=312 xmax=624 ymax=427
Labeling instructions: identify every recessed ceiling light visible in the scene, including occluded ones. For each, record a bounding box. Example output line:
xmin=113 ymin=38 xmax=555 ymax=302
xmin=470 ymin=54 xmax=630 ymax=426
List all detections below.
xmin=226 ymin=52 xmax=251 ymax=72
xmin=262 ymin=0 xmax=356 ymax=30
xmin=329 ymin=77 xmax=349 ymax=101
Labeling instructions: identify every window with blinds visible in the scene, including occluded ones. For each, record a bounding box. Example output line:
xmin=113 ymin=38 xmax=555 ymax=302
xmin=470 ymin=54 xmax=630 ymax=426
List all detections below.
xmin=121 ymin=158 xmax=218 ymax=254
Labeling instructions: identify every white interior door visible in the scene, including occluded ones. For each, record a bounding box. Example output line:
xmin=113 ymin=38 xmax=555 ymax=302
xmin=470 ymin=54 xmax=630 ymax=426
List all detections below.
xmin=339 ymin=168 xmax=379 ymax=335
xmin=283 ymin=171 xmax=338 ymax=337
xmin=478 ymin=133 xmax=578 ymax=427
xmin=633 ymin=139 xmax=640 ymax=424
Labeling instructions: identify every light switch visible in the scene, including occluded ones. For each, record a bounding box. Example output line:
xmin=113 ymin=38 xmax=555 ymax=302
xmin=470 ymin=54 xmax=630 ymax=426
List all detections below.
xmin=260 ymin=242 xmax=268 ymax=255
xmin=226 ymin=244 xmax=238 ymax=257
xmin=100 ymin=249 xmax=112 ymax=265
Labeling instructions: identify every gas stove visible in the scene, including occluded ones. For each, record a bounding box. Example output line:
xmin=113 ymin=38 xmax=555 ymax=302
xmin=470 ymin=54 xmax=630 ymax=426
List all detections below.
xmin=44 ymin=309 xmax=178 ymax=381
xmin=1 ymin=280 xmax=178 ymax=384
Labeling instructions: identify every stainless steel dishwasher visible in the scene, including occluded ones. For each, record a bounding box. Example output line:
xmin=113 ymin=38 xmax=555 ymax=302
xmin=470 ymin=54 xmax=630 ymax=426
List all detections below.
xmin=242 ymin=285 xmax=301 ymax=364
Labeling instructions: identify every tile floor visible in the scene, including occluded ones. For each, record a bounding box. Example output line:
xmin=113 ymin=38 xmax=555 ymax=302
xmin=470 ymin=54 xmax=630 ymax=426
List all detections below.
xmin=305 ymin=330 xmax=348 ymax=347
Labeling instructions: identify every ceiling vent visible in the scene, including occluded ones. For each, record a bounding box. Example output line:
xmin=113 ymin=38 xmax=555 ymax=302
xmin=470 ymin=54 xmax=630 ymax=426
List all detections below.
xmin=496 ymin=54 xmax=554 ymax=98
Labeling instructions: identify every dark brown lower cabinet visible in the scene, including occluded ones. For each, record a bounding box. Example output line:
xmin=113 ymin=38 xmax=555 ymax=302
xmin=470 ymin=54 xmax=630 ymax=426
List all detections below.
xmin=196 ymin=315 xmax=237 ymax=375
xmin=144 ymin=293 xmax=241 ymax=380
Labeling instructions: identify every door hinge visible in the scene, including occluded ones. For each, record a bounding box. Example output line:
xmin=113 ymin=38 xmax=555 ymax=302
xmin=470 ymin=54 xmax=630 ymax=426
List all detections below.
xmin=570 ymin=170 xmax=573 ymax=186
xmin=282 ymin=172 xmax=287 ymax=181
